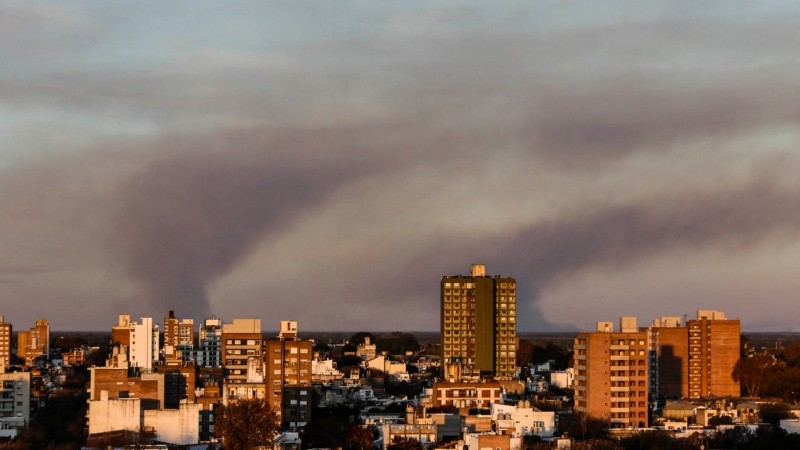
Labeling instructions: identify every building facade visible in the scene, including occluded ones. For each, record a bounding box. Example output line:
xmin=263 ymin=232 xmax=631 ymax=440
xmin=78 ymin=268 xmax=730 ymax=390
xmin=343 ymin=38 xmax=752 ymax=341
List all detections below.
xmin=649 ymin=316 xmax=689 ymax=399
xmin=265 ymin=321 xmax=312 ymax=430
xmin=196 ymin=318 xmax=223 ymax=368
xmin=0 ymin=372 xmax=31 ymax=431
xmin=0 ymin=316 xmax=10 ymax=370
xmin=647 ymin=311 xmax=740 ymax=400
xmin=574 ymin=317 xmax=649 ymax=428
xmin=441 ymin=264 xmax=516 ymax=380
xmin=16 ymin=319 xmax=49 ymax=366
xmin=221 ymin=318 xmax=262 ymax=382
xmin=686 ymin=310 xmax=740 ymax=399
xmin=431 ymin=381 xmax=502 ymax=409
xmin=163 ymin=310 xmax=195 ymax=363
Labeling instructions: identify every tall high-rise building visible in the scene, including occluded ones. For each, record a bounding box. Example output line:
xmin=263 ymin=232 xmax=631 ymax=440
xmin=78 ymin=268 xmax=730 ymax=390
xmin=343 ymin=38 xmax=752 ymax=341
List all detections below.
xmin=196 ymin=318 xmax=223 ymax=368
xmin=17 ymin=319 xmax=49 ymax=366
xmin=648 ymin=316 xmax=689 ymax=399
xmin=646 ymin=311 xmax=740 ymax=400
xmin=163 ymin=310 xmax=195 ymax=363
xmin=221 ymin=318 xmax=262 ymax=382
xmin=686 ymin=310 xmax=740 ymax=399
xmin=574 ymin=317 xmax=649 ymax=428
xmin=440 ymin=264 xmax=516 ymax=380
xmin=0 ymin=316 xmax=11 ymax=371
xmin=130 ymin=317 xmax=159 ymax=371
xmin=108 ymin=316 xmax=159 ymax=370
xmin=265 ymin=321 xmax=313 ymax=430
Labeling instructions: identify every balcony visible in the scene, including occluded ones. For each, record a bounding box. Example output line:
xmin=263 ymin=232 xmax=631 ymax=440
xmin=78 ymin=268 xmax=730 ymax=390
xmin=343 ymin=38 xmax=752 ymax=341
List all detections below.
xmin=610 ymin=407 xmax=630 ymax=413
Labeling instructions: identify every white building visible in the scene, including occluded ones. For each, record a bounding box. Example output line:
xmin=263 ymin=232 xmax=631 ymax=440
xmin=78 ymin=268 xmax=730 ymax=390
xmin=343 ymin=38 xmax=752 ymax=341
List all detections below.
xmin=0 ymin=372 xmax=31 ymax=434
xmin=88 ymin=391 xmax=201 ymax=445
xmin=366 ymin=355 xmax=408 ymax=376
xmin=491 ymin=401 xmax=556 ymax=439
xmin=145 ymin=403 xmax=201 ymax=445
xmin=130 ymin=317 xmax=159 ymax=371
xmin=549 ymin=368 xmax=574 ymax=389
xmin=87 ymin=393 xmax=142 ymax=435
xmin=312 ymin=358 xmax=342 ymax=383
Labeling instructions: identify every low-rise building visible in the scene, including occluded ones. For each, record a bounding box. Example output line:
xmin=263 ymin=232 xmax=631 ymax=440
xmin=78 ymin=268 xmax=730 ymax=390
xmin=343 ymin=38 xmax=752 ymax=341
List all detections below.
xmin=88 ymin=392 xmax=201 ymax=445
xmin=0 ymin=372 xmax=31 ymax=433
xmin=431 ymin=381 xmax=502 ymax=410
xmin=491 ymin=401 xmax=556 ymax=439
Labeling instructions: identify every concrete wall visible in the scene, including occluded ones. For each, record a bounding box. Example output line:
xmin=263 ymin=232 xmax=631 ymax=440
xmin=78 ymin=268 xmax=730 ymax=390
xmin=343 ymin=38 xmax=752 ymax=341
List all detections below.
xmin=88 ymin=397 xmax=142 ymax=435
xmin=154 ymin=403 xmax=201 ymax=445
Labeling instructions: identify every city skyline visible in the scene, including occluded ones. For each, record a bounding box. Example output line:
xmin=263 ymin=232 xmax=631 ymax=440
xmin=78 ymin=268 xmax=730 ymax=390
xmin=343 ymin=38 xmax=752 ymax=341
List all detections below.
xmin=2 ymin=2 xmax=800 ymax=332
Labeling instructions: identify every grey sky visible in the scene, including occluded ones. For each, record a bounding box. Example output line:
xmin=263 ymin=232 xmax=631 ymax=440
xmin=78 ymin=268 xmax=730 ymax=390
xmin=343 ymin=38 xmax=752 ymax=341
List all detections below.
xmin=1 ymin=1 xmax=799 ymax=331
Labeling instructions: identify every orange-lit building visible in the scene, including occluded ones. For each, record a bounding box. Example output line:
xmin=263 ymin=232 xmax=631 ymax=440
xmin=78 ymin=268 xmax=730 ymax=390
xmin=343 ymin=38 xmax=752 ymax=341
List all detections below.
xmin=574 ymin=317 xmax=649 ymax=428
xmin=649 ymin=316 xmax=689 ymax=399
xmin=221 ymin=318 xmax=262 ymax=383
xmin=441 ymin=264 xmax=516 ymax=380
xmin=647 ymin=311 xmax=740 ymax=400
xmin=265 ymin=321 xmax=312 ymax=430
xmin=17 ymin=319 xmax=49 ymax=366
xmin=686 ymin=310 xmax=740 ymax=399
xmin=0 ymin=316 xmax=11 ymax=370
xmin=431 ymin=380 xmax=503 ymax=410
xmin=163 ymin=310 xmax=195 ymax=363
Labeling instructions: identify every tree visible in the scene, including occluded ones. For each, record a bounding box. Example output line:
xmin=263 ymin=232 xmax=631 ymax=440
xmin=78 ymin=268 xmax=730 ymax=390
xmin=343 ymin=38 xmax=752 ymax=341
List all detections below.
xmin=377 ymin=333 xmax=420 ymax=355
xmin=343 ymin=424 xmax=375 ymax=450
xmin=523 ymin=434 xmax=543 ymax=449
xmin=349 ymin=332 xmax=377 ymax=346
xmin=215 ymin=398 xmax=278 ymax=450
xmin=558 ymin=412 xmax=609 ymax=441
xmin=303 ymin=417 xmax=345 ymax=449
xmin=733 ymin=355 xmax=775 ymax=397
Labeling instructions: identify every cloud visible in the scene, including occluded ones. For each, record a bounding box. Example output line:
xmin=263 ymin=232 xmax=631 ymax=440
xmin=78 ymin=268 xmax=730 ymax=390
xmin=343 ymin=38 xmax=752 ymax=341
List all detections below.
xmin=2 ymin=3 xmax=800 ymax=330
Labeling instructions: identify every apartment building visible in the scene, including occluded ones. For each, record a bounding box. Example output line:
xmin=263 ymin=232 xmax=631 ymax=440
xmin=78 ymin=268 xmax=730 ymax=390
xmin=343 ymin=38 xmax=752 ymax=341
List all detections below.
xmin=687 ymin=310 xmax=740 ymax=399
xmin=441 ymin=264 xmax=516 ymax=380
xmin=16 ymin=319 xmax=49 ymax=366
xmin=221 ymin=318 xmax=262 ymax=382
xmin=110 ymin=315 xmax=159 ymax=370
xmin=649 ymin=316 xmax=689 ymax=399
xmin=0 ymin=316 xmax=10 ymax=371
xmin=265 ymin=321 xmax=312 ymax=430
xmin=0 ymin=372 xmax=30 ymax=431
xmin=163 ymin=310 xmax=195 ymax=363
xmin=196 ymin=318 xmax=223 ymax=368
xmin=574 ymin=317 xmax=649 ymax=428
xmin=647 ymin=311 xmax=740 ymax=400
xmin=431 ymin=381 xmax=503 ymax=409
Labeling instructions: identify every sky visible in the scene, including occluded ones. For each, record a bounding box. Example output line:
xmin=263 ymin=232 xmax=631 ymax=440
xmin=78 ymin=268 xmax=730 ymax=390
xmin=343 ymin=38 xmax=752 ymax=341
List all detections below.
xmin=2 ymin=1 xmax=800 ymax=332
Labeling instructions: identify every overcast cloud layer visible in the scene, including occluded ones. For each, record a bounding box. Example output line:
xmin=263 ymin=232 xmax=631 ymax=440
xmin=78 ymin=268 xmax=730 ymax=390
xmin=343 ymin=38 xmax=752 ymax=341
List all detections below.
xmin=2 ymin=1 xmax=800 ymax=331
